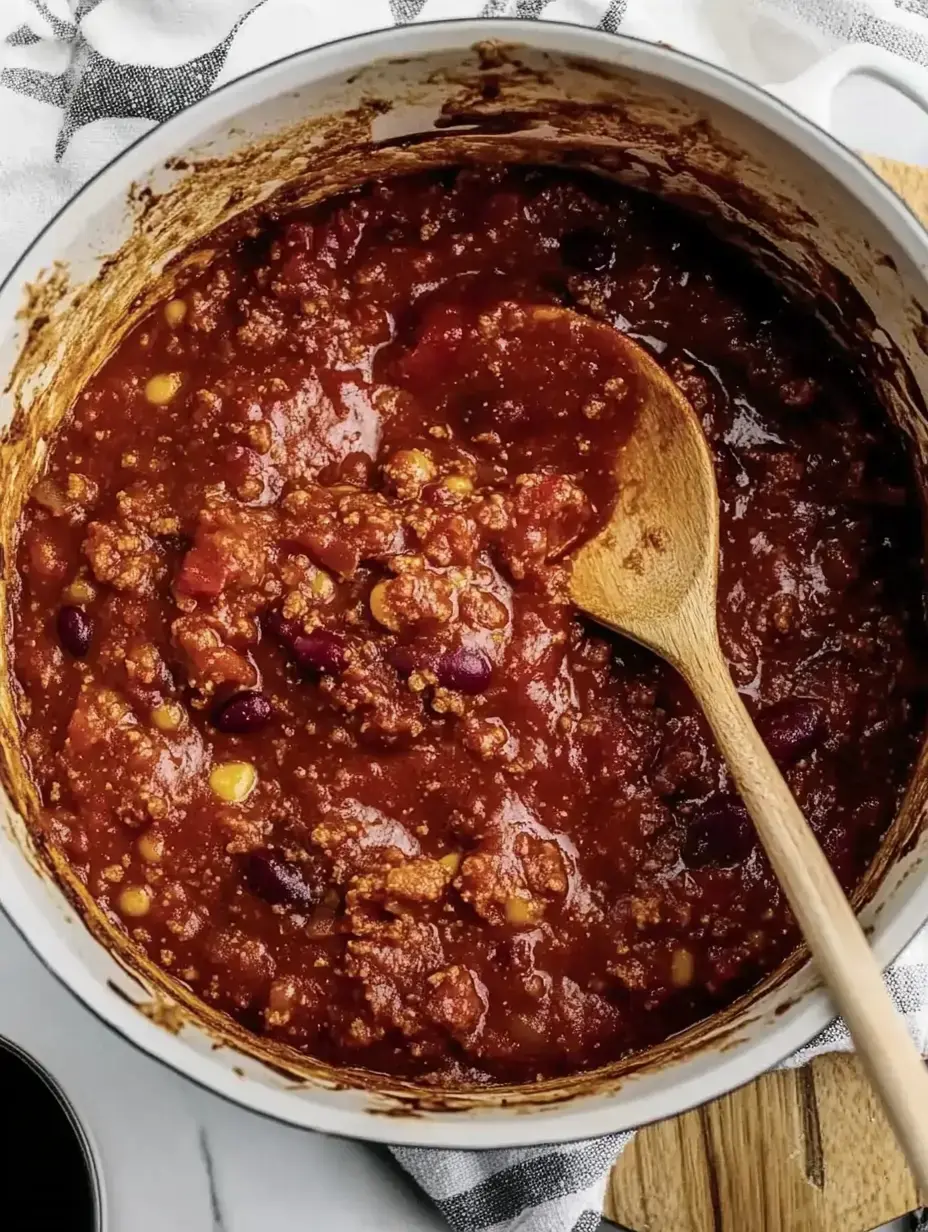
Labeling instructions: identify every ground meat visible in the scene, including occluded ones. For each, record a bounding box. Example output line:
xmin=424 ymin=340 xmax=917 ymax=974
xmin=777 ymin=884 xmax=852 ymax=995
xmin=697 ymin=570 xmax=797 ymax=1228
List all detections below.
xmin=175 ymin=505 xmax=272 ymax=598
xmin=188 ymin=265 xmax=232 ymax=333
xmin=384 ymin=857 xmax=450 ymax=905
xmin=281 ymin=486 xmax=405 ymax=577
xmin=83 ymin=521 xmax=162 ymax=596
xmin=518 ymin=835 xmax=569 ymax=897
xmin=425 ymin=966 xmax=488 ymax=1036
xmin=345 ymin=917 xmax=444 ymax=1037
xmin=371 ymin=567 xmax=455 ymax=631
xmin=116 ymin=482 xmax=180 ymax=535
xmin=407 ymin=506 xmax=480 ymax=567
xmin=320 ymin=646 xmax=425 ymax=740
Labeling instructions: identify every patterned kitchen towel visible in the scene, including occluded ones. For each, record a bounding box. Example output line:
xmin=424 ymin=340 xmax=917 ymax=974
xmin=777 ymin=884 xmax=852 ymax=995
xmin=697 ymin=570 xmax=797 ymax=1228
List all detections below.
xmin=3 ymin=3 xmax=928 ymax=1231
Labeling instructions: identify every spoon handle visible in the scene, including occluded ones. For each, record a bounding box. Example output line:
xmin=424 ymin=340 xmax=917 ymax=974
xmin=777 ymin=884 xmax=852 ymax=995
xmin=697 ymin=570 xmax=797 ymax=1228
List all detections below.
xmin=687 ymin=643 xmax=928 ymax=1192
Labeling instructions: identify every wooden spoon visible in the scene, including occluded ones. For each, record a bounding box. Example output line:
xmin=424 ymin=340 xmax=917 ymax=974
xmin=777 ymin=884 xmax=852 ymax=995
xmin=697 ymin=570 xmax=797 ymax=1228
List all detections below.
xmin=549 ymin=307 xmax=928 ymax=1187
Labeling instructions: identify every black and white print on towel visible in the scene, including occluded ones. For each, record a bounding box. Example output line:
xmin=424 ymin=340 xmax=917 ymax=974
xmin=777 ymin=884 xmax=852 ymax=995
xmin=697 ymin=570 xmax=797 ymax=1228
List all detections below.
xmin=3 ymin=1 xmax=928 ymax=1230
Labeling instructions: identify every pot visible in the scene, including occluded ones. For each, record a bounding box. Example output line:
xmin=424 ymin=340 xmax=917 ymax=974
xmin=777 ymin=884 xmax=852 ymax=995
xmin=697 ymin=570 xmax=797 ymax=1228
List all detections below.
xmin=2 ymin=21 xmax=928 ymax=1150
xmin=0 ymin=1035 xmax=105 ymax=1231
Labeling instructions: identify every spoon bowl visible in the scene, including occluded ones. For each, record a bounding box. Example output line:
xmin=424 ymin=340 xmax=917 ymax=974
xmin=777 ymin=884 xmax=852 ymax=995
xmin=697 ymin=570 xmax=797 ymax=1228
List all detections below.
xmin=568 ymin=326 xmax=719 ymax=668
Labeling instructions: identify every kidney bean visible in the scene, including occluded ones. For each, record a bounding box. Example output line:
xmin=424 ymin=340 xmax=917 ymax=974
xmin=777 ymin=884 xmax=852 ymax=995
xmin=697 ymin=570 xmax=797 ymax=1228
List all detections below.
xmin=388 ymin=643 xmax=439 ymax=677
xmin=242 ymin=850 xmax=325 ymax=910
xmin=212 ymin=691 xmax=272 ymax=734
xmin=682 ymin=795 xmax=755 ymax=869
xmin=56 ymin=606 xmax=92 ymax=658
xmin=559 ymin=226 xmax=615 ymax=273
xmin=265 ymin=609 xmax=301 ymax=645
xmin=319 ymin=449 xmax=374 ymax=488
xmin=436 ymin=647 xmax=492 ymax=694
xmin=388 ymin=645 xmax=416 ymax=676
xmin=267 ymin=611 xmax=346 ymax=675
xmin=756 ymin=697 xmax=826 ymax=765
xmin=159 ymin=532 xmax=193 ymax=557
xmin=291 ymin=630 xmax=346 ymax=674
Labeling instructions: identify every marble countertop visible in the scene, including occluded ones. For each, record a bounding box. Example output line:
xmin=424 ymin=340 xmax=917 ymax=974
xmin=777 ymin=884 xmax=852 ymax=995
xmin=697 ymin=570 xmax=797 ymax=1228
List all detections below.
xmin=1 ymin=73 xmax=927 ymax=1232
xmin=0 ymin=914 xmax=444 ymax=1231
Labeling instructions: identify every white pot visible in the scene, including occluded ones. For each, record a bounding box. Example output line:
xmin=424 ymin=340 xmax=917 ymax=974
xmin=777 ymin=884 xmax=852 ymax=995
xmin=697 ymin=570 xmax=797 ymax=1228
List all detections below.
xmin=2 ymin=21 xmax=928 ymax=1150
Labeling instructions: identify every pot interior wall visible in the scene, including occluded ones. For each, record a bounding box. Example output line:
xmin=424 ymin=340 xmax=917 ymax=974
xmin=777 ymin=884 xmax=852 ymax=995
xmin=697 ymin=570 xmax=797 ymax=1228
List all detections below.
xmin=1 ymin=33 xmax=927 ymax=1139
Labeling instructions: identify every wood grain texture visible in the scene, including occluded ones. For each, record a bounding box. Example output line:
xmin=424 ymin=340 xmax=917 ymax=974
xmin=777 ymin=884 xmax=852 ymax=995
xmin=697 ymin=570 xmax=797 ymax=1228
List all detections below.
xmin=607 ymin=1056 xmax=923 ymax=1232
xmin=687 ymin=641 xmax=928 ymax=1194
xmin=866 ymin=154 xmax=928 ymax=222
xmin=605 ymin=154 xmax=928 ymax=1232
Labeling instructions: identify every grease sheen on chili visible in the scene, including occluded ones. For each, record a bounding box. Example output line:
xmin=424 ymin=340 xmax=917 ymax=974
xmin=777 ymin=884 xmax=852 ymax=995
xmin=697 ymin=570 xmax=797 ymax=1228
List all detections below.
xmin=12 ymin=167 xmax=928 ymax=1086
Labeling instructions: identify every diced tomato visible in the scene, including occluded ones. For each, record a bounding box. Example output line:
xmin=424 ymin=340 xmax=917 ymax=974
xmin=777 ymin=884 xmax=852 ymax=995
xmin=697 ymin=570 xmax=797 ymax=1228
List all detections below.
xmin=290 ymin=525 xmax=360 ymax=578
xmin=175 ymin=539 xmax=227 ymax=598
xmin=398 ymin=303 xmax=467 ymax=386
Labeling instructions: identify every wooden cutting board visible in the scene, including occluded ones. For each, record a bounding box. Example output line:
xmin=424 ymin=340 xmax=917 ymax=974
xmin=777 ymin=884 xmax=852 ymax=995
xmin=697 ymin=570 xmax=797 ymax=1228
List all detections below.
xmin=605 ymin=155 xmax=928 ymax=1232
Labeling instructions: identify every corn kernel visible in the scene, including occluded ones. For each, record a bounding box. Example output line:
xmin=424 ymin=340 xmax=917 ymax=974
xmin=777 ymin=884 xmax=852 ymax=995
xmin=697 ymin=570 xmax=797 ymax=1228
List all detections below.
xmin=209 ymin=760 xmax=257 ymax=803
xmin=403 ymin=449 xmax=435 ymax=483
xmin=670 ymin=947 xmax=695 ymax=987
xmin=383 ymin=448 xmax=436 ymax=497
xmin=439 ymin=851 xmax=461 ymax=876
xmin=138 ymin=831 xmax=164 ymax=863
xmin=63 ymin=576 xmax=96 ymax=605
xmin=311 ymin=569 xmax=335 ymax=600
xmin=369 ymin=580 xmax=400 ymax=631
xmin=164 ymin=299 xmax=187 ymax=327
xmin=505 ymin=895 xmax=541 ymax=927
xmin=144 ymin=372 xmax=182 ymax=405
xmin=151 ymin=701 xmax=185 ymax=732
xmin=118 ymin=885 xmax=152 ymax=917
xmin=246 ymin=420 xmax=273 ymax=456
xmin=443 ymin=474 xmax=474 ymax=499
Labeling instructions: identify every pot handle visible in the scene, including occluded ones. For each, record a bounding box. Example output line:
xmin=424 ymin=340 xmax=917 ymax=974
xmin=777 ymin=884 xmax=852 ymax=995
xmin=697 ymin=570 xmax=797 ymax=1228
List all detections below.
xmin=766 ymin=43 xmax=928 ymax=131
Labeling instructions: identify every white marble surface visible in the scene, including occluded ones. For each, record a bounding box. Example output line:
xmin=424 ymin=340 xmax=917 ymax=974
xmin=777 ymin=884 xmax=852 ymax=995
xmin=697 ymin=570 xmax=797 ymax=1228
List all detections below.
xmin=2 ymin=66 xmax=928 ymax=1232
xmin=0 ymin=913 xmax=444 ymax=1231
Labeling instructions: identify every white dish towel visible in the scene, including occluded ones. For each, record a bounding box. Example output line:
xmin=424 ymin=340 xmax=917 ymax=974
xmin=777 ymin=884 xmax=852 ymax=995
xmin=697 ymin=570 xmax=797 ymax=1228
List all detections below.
xmin=3 ymin=3 xmax=928 ymax=1230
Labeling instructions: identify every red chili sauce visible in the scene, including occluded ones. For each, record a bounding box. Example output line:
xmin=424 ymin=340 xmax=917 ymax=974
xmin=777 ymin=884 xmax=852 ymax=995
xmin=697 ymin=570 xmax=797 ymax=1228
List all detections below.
xmin=11 ymin=167 xmax=927 ymax=1086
